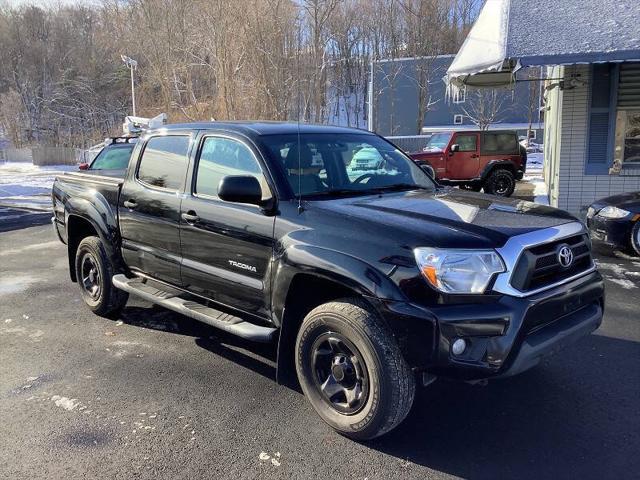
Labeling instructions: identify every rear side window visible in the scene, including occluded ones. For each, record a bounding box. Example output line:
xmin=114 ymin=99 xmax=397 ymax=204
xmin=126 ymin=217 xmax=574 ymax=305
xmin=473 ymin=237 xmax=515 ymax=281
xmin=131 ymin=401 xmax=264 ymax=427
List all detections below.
xmin=482 ymin=133 xmax=518 ymax=154
xmin=137 ymin=136 xmax=190 ymax=190
xmin=195 ymin=136 xmax=270 ymax=200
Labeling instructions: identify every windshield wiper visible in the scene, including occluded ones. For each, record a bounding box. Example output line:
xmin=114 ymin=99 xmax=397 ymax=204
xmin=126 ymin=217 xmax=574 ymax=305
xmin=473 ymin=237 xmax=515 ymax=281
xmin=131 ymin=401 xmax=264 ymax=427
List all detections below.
xmin=303 ymin=184 xmax=428 ymax=198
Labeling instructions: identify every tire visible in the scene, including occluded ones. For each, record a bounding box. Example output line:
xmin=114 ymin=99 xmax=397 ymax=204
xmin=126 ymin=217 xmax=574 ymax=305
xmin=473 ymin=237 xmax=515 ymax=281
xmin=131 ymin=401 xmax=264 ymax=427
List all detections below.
xmin=631 ymin=222 xmax=640 ymax=256
xmin=483 ymin=169 xmax=515 ymax=197
xmin=74 ymin=236 xmax=128 ymax=316
xmin=295 ymin=298 xmax=415 ymax=440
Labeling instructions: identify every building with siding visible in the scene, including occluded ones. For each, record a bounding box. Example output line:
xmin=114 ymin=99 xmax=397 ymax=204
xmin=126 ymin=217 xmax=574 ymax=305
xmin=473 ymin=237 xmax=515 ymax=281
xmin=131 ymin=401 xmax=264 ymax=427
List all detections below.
xmin=444 ymin=0 xmax=640 ymax=216
xmin=370 ymin=55 xmax=543 ymax=139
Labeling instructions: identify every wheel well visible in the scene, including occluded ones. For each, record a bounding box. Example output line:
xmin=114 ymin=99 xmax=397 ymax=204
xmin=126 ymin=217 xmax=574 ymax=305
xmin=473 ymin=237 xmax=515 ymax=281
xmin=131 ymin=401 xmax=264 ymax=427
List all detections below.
xmin=483 ymin=163 xmax=515 ymax=181
xmin=67 ymin=215 xmax=98 ymax=282
xmin=276 ymin=274 xmax=362 ymax=387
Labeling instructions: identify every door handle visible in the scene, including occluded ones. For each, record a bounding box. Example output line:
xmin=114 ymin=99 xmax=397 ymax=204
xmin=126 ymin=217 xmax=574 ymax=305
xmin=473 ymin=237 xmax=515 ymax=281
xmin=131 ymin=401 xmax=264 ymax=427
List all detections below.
xmin=123 ymin=199 xmax=137 ymax=209
xmin=181 ymin=211 xmax=200 ymax=224
xmin=471 ymin=154 xmax=479 ymax=158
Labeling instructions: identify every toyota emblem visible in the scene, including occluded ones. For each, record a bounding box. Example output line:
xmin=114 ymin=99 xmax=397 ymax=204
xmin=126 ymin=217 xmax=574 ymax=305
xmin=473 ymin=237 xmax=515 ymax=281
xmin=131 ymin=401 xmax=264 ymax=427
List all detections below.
xmin=557 ymin=245 xmax=574 ymax=268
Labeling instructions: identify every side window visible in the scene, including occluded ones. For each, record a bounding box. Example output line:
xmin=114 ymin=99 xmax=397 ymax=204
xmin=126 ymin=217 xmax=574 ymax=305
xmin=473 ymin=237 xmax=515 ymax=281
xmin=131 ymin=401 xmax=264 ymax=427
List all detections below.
xmin=482 ymin=133 xmax=518 ymax=154
xmin=456 ymin=134 xmax=477 ymax=152
xmin=195 ymin=137 xmax=270 ymax=200
xmin=137 ymin=136 xmax=190 ymax=190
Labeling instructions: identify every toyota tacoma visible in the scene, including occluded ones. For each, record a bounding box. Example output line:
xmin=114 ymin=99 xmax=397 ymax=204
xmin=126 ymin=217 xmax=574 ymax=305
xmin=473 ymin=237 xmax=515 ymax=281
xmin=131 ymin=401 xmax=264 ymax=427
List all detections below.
xmin=52 ymin=122 xmax=603 ymax=440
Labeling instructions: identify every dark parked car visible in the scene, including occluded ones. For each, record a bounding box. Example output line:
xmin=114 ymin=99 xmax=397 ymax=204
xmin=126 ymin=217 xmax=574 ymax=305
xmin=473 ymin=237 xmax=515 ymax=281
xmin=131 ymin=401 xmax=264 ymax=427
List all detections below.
xmin=408 ymin=130 xmax=527 ymax=196
xmin=52 ymin=122 xmax=603 ymax=440
xmin=587 ymin=192 xmax=640 ymax=255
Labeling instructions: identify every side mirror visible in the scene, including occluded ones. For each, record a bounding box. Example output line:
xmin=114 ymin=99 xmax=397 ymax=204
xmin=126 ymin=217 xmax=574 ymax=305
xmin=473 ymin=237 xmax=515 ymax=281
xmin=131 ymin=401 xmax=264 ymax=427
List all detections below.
xmin=420 ymin=164 xmax=435 ymax=179
xmin=450 ymin=144 xmax=460 ymax=153
xmin=79 ymin=162 xmax=89 ymax=170
xmin=218 ymin=175 xmax=263 ymax=205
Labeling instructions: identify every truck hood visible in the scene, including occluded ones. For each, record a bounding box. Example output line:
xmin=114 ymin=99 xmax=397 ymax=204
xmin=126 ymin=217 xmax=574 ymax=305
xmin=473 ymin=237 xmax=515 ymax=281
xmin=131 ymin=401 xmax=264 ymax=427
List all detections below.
xmin=313 ymin=188 xmax=577 ymax=248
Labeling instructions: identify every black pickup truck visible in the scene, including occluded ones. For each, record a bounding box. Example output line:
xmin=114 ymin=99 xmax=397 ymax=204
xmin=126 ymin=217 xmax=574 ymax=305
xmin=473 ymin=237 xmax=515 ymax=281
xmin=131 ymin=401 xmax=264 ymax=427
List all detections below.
xmin=52 ymin=122 xmax=604 ymax=440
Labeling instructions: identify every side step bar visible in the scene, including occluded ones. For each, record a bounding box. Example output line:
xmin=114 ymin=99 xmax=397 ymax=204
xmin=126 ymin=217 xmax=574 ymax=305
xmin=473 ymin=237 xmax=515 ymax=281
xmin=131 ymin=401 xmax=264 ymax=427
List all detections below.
xmin=112 ymin=274 xmax=276 ymax=343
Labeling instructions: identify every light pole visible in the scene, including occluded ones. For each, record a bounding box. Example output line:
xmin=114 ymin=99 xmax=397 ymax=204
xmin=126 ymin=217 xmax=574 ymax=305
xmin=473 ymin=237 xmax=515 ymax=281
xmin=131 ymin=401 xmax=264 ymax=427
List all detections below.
xmin=121 ymin=55 xmax=138 ymax=116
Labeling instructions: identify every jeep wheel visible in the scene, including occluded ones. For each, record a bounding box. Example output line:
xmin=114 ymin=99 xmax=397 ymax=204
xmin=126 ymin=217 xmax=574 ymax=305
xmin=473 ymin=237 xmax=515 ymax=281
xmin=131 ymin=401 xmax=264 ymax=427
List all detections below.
xmin=631 ymin=222 xmax=640 ymax=256
xmin=484 ymin=169 xmax=515 ymax=196
xmin=75 ymin=236 xmax=128 ymax=316
xmin=295 ymin=298 xmax=415 ymax=440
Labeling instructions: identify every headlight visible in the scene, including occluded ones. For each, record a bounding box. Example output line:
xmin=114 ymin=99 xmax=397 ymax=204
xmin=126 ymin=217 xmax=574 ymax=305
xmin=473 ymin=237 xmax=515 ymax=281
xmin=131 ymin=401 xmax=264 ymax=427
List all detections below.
xmin=414 ymin=247 xmax=505 ymax=294
xmin=597 ymin=206 xmax=631 ymax=219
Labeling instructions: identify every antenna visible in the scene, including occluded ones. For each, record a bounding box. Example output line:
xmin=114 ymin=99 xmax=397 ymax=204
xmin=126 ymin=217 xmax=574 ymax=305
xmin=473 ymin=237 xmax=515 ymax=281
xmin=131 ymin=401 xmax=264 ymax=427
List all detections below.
xmin=296 ymin=22 xmax=304 ymax=215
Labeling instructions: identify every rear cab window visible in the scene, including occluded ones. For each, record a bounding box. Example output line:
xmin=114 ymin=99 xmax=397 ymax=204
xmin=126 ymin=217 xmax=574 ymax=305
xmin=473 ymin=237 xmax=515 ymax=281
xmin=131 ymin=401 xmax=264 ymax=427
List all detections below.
xmin=137 ymin=135 xmax=191 ymax=191
xmin=90 ymin=144 xmax=135 ymax=170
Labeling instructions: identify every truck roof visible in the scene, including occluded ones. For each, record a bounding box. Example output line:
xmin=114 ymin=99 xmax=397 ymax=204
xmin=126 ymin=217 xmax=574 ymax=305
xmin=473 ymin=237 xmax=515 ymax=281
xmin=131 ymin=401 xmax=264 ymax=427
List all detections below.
xmin=154 ymin=121 xmax=375 ymax=137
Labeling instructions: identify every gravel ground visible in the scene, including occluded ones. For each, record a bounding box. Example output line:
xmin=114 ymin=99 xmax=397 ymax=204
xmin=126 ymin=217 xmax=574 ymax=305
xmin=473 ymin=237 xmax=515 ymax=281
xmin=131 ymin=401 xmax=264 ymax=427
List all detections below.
xmin=1 ymin=212 xmax=639 ymax=480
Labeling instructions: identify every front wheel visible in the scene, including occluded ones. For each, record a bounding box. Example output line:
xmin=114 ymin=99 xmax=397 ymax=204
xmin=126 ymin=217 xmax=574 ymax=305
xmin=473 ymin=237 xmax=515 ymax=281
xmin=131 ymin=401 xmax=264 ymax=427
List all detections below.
xmin=483 ymin=169 xmax=515 ymax=196
xmin=295 ymin=298 xmax=415 ymax=440
xmin=631 ymin=222 xmax=640 ymax=256
xmin=74 ymin=236 xmax=128 ymax=316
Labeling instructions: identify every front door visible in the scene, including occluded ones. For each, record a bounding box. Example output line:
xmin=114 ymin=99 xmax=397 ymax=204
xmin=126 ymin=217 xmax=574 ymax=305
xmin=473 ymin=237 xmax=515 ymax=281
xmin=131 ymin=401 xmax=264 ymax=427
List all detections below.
xmin=446 ymin=132 xmax=480 ymax=180
xmin=119 ymin=133 xmax=193 ymax=285
xmin=179 ymin=134 xmax=275 ymax=318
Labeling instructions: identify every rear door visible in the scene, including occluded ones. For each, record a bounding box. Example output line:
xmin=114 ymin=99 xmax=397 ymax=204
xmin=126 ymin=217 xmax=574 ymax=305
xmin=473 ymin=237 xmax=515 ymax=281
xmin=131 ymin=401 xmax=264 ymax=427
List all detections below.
xmin=119 ymin=133 xmax=193 ymax=285
xmin=446 ymin=132 xmax=479 ymax=179
xmin=179 ymin=133 xmax=275 ymax=318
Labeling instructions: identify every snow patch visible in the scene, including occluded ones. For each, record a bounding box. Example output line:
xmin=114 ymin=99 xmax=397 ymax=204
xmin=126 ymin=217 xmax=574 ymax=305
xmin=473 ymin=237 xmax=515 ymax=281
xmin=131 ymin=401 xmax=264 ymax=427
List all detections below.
xmin=51 ymin=395 xmax=81 ymax=411
xmin=605 ymin=276 xmax=638 ymax=290
xmin=0 ymin=241 xmax=61 ymax=256
xmin=0 ymin=275 xmax=37 ymax=295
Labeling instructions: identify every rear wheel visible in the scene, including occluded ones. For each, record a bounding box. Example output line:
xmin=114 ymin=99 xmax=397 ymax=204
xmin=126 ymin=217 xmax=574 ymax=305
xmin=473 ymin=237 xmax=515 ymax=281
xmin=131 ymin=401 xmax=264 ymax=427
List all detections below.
xmin=295 ymin=298 xmax=415 ymax=440
xmin=484 ymin=169 xmax=515 ymax=197
xmin=74 ymin=236 xmax=128 ymax=316
xmin=631 ymin=222 xmax=640 ymax=256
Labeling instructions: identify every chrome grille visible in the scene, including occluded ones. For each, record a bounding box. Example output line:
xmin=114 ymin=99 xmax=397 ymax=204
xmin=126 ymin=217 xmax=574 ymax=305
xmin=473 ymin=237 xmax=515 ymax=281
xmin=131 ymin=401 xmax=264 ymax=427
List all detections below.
xmin=510 ymin=234 xmax=593 ymax=292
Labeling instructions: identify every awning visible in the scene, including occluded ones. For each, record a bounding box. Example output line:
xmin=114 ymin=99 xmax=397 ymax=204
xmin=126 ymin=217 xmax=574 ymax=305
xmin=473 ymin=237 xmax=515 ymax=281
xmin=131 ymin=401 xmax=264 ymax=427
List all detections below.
xmin=446 ymin=0 xmax=515 ymax=91
xmin=446 ymin=0 xmax=640 ymax=91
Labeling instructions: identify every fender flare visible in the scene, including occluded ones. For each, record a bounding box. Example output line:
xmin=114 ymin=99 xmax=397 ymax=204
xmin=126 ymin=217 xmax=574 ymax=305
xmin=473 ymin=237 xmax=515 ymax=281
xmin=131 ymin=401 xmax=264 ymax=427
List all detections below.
xmin=480 ymin=160 xmax=516 ymax=182
xmin=64 ymin=196 xmax=122 ymax=280
xmin=271 ymin=244 xmax=405 ymax=326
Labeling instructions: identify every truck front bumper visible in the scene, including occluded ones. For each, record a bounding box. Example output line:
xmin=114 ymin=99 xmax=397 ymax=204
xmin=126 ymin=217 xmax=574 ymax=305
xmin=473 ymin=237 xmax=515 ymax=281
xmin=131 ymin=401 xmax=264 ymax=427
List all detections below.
xmin=371 ymin=270 xmax=604 ymax=381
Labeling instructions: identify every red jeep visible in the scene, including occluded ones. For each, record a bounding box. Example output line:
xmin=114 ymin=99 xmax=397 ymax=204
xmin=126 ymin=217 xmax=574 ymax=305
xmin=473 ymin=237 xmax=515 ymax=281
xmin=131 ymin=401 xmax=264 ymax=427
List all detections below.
xmin=409 ymin=130 xmax=527 ymax=197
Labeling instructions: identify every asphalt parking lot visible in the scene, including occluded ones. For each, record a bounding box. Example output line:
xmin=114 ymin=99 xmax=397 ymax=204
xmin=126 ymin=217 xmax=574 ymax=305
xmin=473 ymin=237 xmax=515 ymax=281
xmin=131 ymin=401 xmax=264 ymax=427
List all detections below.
xmin=1 ymin=210 xmax=639 ymax=479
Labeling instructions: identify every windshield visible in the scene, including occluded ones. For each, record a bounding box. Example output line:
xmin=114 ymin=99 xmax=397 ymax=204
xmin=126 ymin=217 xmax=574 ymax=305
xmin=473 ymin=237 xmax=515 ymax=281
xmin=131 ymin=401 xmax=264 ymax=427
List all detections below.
xmin=260 ymin=133 xmax=436 ymax=199
xmin=90 ymin=144 xmax=135 ymax=170
xmin=424 ymin=132 xmax=452 ymax=152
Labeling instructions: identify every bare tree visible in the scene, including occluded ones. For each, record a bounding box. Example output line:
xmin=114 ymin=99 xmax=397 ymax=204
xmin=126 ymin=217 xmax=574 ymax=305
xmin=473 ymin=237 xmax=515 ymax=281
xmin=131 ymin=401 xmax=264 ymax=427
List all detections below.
xmin=461 ymin=89 xmax=510 ymax=130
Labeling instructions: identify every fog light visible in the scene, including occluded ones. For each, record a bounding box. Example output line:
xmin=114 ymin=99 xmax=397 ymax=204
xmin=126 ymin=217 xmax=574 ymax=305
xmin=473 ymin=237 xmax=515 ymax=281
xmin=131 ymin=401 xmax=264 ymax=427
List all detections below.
xmin=451 ymin=338 xmax=466 ymax=356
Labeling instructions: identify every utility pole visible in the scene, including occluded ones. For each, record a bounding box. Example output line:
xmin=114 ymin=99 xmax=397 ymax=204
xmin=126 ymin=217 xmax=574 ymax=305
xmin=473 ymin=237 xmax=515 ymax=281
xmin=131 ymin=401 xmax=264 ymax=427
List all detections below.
xmin=121 ymin=55 xmax=138 ymax=116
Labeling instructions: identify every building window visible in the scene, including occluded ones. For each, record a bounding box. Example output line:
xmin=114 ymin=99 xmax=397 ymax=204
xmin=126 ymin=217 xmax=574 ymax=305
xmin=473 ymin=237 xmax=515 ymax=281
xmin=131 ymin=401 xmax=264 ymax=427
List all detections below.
xmin=612 ymin=63 xmax=640 ymax=169
xmin=453 ymin=87 xmax=466 ymax=104
xmin=453 ymin=114 xmax=463 ymax=125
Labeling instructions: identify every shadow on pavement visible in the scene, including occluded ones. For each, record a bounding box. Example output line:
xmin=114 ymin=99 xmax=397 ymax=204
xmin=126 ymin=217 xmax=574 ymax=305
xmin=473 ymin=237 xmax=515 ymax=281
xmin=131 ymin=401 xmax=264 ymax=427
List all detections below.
xmin=367 ymin=333 xmax=640 ymax=479
xmin=0 ymin=208 xmax=51 ymax=232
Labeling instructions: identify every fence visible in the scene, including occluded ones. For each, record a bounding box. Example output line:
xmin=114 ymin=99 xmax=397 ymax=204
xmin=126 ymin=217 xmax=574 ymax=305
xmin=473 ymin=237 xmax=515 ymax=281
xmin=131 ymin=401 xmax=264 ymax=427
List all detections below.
xmin=0 ymin=147 xmax=33 ymax=163
xmin=385 ymin=134 xmax=432 ymax=153
xmin=32 ymin=147 xmax=80 ymax=166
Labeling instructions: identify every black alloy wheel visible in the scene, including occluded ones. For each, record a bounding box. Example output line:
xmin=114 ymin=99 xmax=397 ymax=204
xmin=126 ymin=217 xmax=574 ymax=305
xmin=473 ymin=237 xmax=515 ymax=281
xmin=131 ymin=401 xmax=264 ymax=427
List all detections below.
xmin=311 ymin=332 xmax=369 ymax=415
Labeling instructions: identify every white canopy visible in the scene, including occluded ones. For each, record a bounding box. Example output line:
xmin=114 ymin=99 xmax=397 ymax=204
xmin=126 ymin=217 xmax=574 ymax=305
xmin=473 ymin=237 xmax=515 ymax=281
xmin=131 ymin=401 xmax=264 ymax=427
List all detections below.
xmin=446 ymin=0 xmax=516 ymax=93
